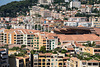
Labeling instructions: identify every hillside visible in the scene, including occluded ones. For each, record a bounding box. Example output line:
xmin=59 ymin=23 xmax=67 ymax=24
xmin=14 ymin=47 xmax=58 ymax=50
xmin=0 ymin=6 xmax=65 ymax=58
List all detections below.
xmin=0 ymin=0 xmax=37 ymax=17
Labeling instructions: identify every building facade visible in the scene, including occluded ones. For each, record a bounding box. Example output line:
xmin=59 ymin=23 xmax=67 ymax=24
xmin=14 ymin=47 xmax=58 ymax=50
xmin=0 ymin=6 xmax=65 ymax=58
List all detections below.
xmin=0 ymin=48 xmax=9 ymax=67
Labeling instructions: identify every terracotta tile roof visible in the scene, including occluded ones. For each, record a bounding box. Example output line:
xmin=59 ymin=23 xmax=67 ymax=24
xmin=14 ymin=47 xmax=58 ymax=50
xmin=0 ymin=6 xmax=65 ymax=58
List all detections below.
xmin=47 ymin=36 xmax=55 ymax=39
xmin=45 ymin=53 xmax=52 ymax=56
xmin=63 ymin=57 xmax=70 ymax=59
xmin=88 ymin=60 xmax=99 ymax=63
xmin=16 ymin=57 xmax=23 ymax=60
xmin=0 ymin=49 xmax=5 ymax=52
xmin=94 ymin=52 xmax=100 ymax=53
xmin=39 ymin=53 xmax=45 ymax=56
xmin=82 ymin=60 xmax=86 ymax=62
xmin=74 ymin=42 xmax=82 ymax=47
xmin=67 ymin=48 xmax=74 ymax=50
xmin=58 ymin=34 xmax=100 ymax=42
xmin=94 ymin=28 xmax=100 ymax=35
xmin=95 ymin=41 xmax=100 ymax=45
xmin=4 ymin=29 xmax=40 ymax=35
xmin=94 ymin=48 xmax=100 ymax=50
xmin=78 ymin=25 xmax=84 ymax=27
xmin=70 ymin=57 xmax=78 ymax=60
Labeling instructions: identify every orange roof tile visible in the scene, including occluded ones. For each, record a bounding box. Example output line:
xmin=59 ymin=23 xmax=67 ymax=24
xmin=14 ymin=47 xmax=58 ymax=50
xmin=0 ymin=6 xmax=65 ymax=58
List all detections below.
xmin=0 ymin=49 xmax=5 ymax=52
xmin=67 ymin=48 xmax=74 ymax=50
xmin=88 ymin=60 xmax=99 ymax=63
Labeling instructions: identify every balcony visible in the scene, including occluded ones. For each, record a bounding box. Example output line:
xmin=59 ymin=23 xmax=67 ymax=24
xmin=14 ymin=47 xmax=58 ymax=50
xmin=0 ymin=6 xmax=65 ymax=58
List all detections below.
xmin=1 ymin=55 xmax=8 ymax=59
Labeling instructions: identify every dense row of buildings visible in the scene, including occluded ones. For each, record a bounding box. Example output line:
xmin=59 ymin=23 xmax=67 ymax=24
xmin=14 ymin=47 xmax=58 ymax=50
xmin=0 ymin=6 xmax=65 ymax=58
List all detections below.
xmin=0 ymin=0 xmax=100 ymax=67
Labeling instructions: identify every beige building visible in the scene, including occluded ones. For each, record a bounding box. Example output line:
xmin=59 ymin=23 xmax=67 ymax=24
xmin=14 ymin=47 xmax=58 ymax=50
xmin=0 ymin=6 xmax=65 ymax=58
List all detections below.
xmin=68 ymin=57 xmax=100 ymax=67
xmin=89 ymin=17 xmax=100 ymax=28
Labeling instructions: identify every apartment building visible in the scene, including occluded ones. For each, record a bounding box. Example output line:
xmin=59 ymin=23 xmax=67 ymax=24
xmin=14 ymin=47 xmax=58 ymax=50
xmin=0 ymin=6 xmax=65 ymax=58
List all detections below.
xmin=33 ymin=32 xmax=46 ymax=50
xmin=64 ymin=21 xmax=92 ymax=27
xmin=0 ymin=28 xmax=59 ymax=51
xmin=0 ymin=48 xmax=9 ymax=67
xmin=89 ymin=17 xmax=100 ymax=28
xmin=68 ymin=57 xmax=100 ymax=67
xmin=79 ymin=46 xmax=100 ymax=55
xmin=9 ymin=56 xmax=30 ymax=67
xmin=3 ymin=29 xmax=40 ymax=45
xmin=45 ymin=33 xmax=58 ymax=50
xmin=70 ymin=0 xmax=81 ymax=8
xmin=33 ymin=32 xmax=59 ymax=50
xmin=32 ymin=53 xmax=69 ymax=67
xmin=68 ymin=17 xmax=87 ymax=22
xmin=0 ymin=28 xmax=5 ymax=43
xmin=80 ymin=5 xmax=93 ymax=13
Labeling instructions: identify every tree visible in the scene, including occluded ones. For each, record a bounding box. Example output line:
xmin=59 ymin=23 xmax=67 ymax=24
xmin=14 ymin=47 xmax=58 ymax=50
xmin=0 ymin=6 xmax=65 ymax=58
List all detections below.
xmin=40 ymin=46 xmax=46 ymax=53
xmin=92 ymin=8 xmax=99 ymax=13
xmin=21 ymin=45 xmax=26 ymax=48
xmin=83 ymin=41 xmax=96 ymax=47
xmin=61 ymin=49 xmax=67 ymax=53
xmin=30 ymin=50 xmax=35 ymax=54
xmin=0 ymin=0 xmax=38 ymax=17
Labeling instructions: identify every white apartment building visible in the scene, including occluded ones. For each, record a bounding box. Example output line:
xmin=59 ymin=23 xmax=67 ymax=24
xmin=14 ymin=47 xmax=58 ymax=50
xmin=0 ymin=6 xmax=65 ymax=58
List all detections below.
xmin=68 ymin=17 xmax=87 ymax=22
xmin=70 ymin=1 xmax=81 ymax=8
xmin=46 ymin=36 xmax=58 ymax=50
xmin=64 ymin=21 xmax=78 ymax=27
xmin=64 ymin=21 xmax=92 ymax=27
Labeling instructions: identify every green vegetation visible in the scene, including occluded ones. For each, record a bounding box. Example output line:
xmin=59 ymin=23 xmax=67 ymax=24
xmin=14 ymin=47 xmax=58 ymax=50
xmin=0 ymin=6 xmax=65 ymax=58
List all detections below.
xmin=14 ymin=53 xmax=25 ymax=56
xmin=21 ymin=45 xmax=26 ymax=48
xmin=53 ymin=47 xmax=67 ymax=54
xmin=92 ymin=8 xmax=100 ymax=13
xmin=58 ymin=42 xmax=61 ymax=45
xmin=9 ymin=47 xmax=20 ymax=50
xmin=83 ymin=41 xmax=96 ymax=47
xmin=0 ymin=0 xmax=38 ymax=17
xmin=75 ymin=52 xmax=100 ymax=61
xmin=40 ymin=46 xmax=46 ymax=53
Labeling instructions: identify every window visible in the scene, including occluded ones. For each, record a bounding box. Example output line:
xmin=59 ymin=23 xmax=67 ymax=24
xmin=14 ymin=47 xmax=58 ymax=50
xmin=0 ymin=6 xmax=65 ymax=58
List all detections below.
xmin=59 ymin=63 xmax=62 ymax=65
xmin=42 ymin=59 xmax=45 ymax=62
xmin=42 ymin=63 xmax=45 ymax=65
xmin=51 ymin=63 xmax=53 ymax=65
xmin=88 ymin=63 xmax=92 ymax=65
xmin=93 ymin=63 xmax=98 ymax=65
xmin=38 ymin=63 xmax=41 ymax=65
xmin=47 ymin=63 xmax=50 ymax=65
xmin=82 ymin=62 xmax=86 ymax=65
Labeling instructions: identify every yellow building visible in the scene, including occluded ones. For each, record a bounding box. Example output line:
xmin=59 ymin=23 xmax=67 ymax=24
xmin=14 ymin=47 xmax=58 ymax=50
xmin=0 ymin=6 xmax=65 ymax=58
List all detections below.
xmin=79 ymin=46 xmax=100 ymax=55
xmin=70 ymin=57 xmax=80 ymax=67
xmin=68 ymin=57 xmax=100 ymax=67
xmin=33 ymin=53 xmax=69 ymax=67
